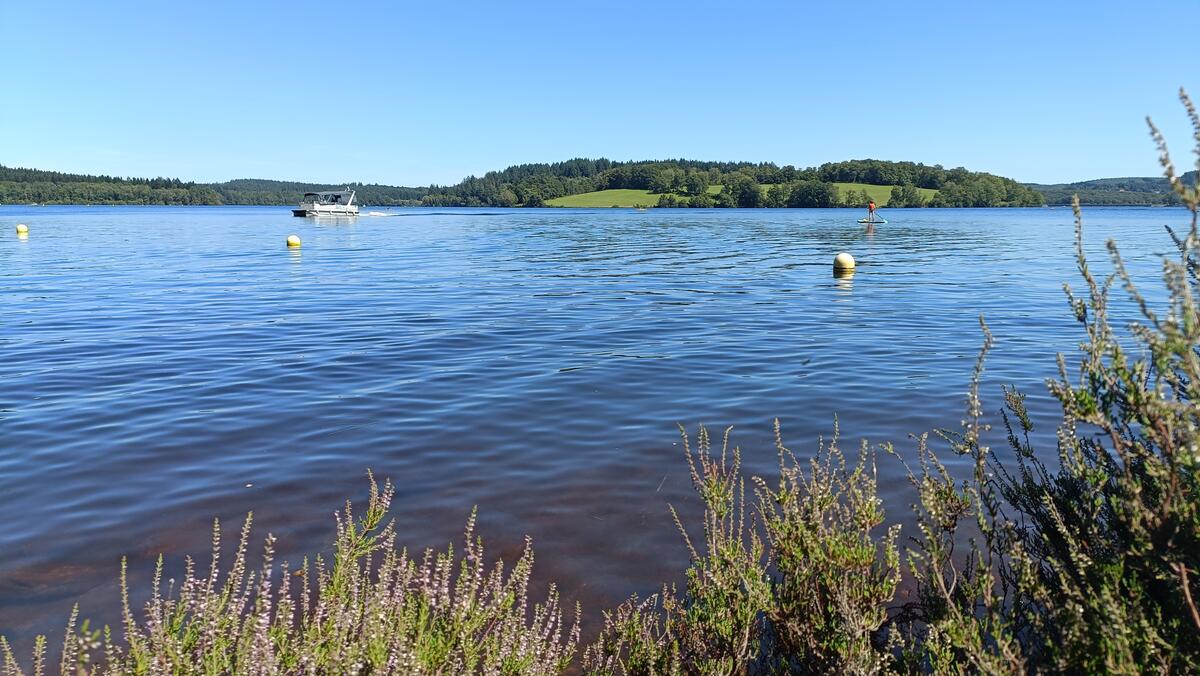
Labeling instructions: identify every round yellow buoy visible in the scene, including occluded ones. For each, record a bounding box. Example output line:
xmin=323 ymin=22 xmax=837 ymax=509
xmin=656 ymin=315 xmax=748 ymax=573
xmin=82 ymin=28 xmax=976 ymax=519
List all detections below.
xmin=15 ymin=223 xmax=29 ymax=234
xmin=833 ymin=252 xmax=855 ymax=271
xmin=286 ymin=234 xmax=301 ymax=248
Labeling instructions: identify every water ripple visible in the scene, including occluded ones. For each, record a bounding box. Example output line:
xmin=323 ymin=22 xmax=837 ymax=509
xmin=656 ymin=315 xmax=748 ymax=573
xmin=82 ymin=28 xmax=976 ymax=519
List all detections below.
xmin=0 ymin=205 xmax=1184 ymax=645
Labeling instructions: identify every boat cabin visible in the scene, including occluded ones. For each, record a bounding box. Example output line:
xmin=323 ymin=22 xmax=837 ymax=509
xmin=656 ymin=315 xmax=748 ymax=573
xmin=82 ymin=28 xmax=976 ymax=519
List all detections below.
xmin=300 ymin=190 xmax=355 ymax=206
xmin=293 ymin=188 xmax=359 ymax=216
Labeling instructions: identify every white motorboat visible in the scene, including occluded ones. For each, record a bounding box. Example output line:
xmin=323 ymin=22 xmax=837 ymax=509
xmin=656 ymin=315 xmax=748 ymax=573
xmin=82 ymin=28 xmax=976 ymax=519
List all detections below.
xmin=292 ymin=189 xmax=359 ymax=217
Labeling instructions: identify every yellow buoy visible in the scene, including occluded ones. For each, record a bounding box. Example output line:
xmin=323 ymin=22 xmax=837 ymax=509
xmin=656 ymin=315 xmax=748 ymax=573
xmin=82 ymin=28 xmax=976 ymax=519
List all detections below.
xmin=833 ymin=252 xmax=855 ymax=271
xmin=15 ymin=223 xmax=29 ymax=234
xmin=286 ymin=234 xmax=301 ymax=248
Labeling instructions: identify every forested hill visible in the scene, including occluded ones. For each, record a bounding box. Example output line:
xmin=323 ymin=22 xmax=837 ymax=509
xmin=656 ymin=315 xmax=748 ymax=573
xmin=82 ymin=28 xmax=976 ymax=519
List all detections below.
xmin=1026 ymin=171 xmax=1197 ymax=206
xmin=0 ymin=166 xmax=426 ymax=206
xmin=213 ymin=179 xmax=425 ymax=205
xmin=421 ymin=158 xmax=1045 ymax=208
xmin=1 ymin=158 xmax=1046 ymax=207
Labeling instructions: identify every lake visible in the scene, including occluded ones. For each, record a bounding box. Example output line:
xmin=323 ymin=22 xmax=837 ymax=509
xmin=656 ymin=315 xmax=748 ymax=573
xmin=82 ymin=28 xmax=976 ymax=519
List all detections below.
xmin=0 ymin=205 xmax=1185 ymax=648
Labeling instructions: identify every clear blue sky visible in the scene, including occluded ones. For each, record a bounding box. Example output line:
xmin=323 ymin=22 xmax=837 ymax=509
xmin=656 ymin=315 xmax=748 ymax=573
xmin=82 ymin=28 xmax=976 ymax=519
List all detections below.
xmin=1 ymin=0 xmax=1196 ymax=186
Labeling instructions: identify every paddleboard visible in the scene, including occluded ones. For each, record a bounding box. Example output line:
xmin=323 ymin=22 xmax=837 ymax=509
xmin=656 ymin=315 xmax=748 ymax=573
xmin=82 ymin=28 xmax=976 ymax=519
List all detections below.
xmin=858 ymin=218 xmax=887 ymax=224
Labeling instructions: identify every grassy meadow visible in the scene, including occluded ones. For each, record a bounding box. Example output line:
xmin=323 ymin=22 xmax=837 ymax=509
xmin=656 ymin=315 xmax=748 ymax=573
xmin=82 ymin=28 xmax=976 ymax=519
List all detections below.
xmin=546 ymin=182 xmax=939 ymax=207
xmin=545 ymin=189 xmax=661 ymax=208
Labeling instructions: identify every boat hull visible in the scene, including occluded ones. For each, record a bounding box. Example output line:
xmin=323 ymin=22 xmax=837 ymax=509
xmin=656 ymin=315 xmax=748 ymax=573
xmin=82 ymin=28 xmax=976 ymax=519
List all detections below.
xmin=293 ymin=189 xmax=359 ymax=217
xmin=292 ymin=207 xmax=359 ymax=217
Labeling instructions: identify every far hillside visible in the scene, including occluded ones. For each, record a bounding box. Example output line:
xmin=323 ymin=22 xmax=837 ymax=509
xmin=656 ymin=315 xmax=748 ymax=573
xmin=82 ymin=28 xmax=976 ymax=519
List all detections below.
xmin=213 ymin=178 xmax=425 ymax=206
xmin=1025 ymin=171 xmax=1197 ymax=205
xmin=429 ymin=158 xmax=1043 ymax=209
xmin=0 ymin=165 xmax=426 ymax=206
xmin=1 ymin=157 xmax=1044 ymax=208
xmin=547 ymin=182 xmax=940 ymax=209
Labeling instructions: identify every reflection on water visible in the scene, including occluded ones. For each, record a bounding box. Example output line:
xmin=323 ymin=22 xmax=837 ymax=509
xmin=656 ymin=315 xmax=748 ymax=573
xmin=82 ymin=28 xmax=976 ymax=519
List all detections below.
xmin=833 ymin=269 xmax=855 ymax=295
xmin=0 ymin=205 xmax=1183 ymax=648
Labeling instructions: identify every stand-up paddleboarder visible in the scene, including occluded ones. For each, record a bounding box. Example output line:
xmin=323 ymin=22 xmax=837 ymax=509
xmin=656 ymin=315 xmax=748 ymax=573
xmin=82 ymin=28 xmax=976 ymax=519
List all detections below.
xmin=867 ymin=199 xmax=877 ymax=222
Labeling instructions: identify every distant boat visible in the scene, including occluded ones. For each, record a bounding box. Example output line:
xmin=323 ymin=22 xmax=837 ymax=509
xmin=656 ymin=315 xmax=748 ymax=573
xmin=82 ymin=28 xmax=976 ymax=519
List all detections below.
xmin=292 ymin=189 xmax=359 ymax=217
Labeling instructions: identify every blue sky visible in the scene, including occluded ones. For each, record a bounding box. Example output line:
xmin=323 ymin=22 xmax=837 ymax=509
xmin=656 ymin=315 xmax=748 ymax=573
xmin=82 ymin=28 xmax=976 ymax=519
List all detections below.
xmin=1 ymin=1 xmax=1196 ymax=186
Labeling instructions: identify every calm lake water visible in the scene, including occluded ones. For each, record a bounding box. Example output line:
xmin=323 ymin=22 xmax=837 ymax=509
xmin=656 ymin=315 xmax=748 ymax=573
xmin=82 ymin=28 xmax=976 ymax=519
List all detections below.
xmin=0 ymin=205 xmax=1185 ymax=647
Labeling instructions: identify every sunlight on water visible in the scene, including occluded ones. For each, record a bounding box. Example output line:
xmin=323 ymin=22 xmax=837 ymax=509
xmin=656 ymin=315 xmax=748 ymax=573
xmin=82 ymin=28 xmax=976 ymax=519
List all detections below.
xmin=0 ymin=204 xmax=1185 ymax=644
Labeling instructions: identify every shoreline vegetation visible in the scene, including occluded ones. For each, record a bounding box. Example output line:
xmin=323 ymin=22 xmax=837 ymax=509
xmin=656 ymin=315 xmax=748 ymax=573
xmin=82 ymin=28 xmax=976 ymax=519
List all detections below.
xmin=0 ymin=158 xmax=1090 ymax=210
xmin=1028 ymin=174 xmax=1199 ymax=206
xmin=418 ymin=159 xmax=1042 ymax=209
xmin=544 ymin=182 xmax=941 ymax=209
xmin=4 ymin=93 xmax=1200 ymax=674
xmin=4 ymin=156 xmax=1193 ymax=210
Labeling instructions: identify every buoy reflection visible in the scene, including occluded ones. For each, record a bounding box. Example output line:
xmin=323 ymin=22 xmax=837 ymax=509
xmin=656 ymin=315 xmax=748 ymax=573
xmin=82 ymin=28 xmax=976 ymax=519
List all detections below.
xmin=834 ymin=267 xmax=854 ymax=293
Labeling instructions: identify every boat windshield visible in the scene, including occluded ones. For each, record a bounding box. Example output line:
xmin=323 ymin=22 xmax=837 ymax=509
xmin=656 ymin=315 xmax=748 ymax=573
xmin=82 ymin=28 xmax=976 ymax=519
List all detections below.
xmin=301 ymin=191 xmax=354 ymax=205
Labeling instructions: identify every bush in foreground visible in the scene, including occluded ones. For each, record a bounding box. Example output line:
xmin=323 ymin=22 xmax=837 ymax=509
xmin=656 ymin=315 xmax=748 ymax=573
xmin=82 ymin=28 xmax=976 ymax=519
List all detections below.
xmin=584 ymin=89 xmax=1200 ymax=675
xmin=1 ymin=475 xmax=579 ymax=675
xmin=3 ymin=90 xmax=1199 ymax=674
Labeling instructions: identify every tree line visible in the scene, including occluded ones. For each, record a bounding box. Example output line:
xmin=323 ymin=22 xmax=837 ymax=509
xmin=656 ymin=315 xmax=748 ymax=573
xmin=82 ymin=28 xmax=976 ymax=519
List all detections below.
xmin=651 ymin=181 xmax=959 ymax=209
xmin=0 ymin=166 xmax=425 ymax=206
xmin=1025 ymin=170 xmax=1198 ymax=206
xmin=0 ymin=158 xmax=1047 ymax=208
xmin=422 ymin=158 xmax=1044 ymax=208
xmin=212 ymin=179 xmax=426 ymax=206
xmin=1032 ymin=188 xmax=1180 ymax=206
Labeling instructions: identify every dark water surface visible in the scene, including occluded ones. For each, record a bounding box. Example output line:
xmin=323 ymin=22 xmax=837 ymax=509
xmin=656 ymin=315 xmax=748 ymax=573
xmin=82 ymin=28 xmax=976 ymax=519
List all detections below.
xmin=0 ymin=205 xmax=1186 ymax=646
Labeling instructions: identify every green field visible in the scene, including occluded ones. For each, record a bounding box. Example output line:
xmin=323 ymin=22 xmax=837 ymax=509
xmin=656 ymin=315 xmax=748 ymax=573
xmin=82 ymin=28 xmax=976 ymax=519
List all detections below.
xmin=832 ymin=182 xmax=939 ymax=205
xmin=546 ymin=189 xmax=661 ymax=208
xmin=546 ymin=182 xmax=938 ymax=208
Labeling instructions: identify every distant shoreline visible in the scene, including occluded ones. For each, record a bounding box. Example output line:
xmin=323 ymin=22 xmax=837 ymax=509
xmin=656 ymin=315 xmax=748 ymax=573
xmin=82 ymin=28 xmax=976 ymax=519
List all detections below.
xmin=1 ymin=203 xmax=1184 ymax=210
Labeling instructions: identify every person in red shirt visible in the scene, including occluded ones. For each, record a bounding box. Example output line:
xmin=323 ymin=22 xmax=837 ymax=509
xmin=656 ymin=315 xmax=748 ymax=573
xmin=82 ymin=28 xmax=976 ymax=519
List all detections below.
xmin=868 ymin=199 xmax=877 ymax=221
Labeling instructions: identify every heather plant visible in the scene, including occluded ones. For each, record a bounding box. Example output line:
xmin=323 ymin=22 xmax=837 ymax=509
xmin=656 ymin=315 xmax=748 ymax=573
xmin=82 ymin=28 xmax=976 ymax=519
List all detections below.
xmin=889 ymin=327 xmax=1029 ymax=674
xmin=585 ymin=89 xmax=1200 ymax=674
xmin=753 ymin=423 xmax=900 ymax=673
xmin=583 ymin=423 xmax=900 ymax=675
xmin=1 ymin=471 xmax=579 ymax=675
xmin=893 ymin=88 xmax=1200 ymax=673
xmin=991 ymin=90 xmax=1200 ymax=670
xmin=582 ymin=426 xmax=774 ymax=675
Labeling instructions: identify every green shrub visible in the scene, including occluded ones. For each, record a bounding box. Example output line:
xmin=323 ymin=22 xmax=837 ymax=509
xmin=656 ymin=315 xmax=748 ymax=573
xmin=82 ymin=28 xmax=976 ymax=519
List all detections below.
xmin=895 ymin=88 xmax=1200 ymax=674
xmin=1 ymin=473 xmax=578 ymax=675
xmin=582 ymin=426 xmax=773 ymax=675
xmin=585 ymin=88 xmax=1200 ymax=674
xmin=582 ymin=422 xmax=900 ymax=675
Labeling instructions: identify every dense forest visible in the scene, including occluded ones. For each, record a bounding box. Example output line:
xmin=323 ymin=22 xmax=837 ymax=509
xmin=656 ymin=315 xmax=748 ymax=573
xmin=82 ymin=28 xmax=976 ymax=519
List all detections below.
xmin=0 ymin=165 xmax=224 ymax=205
xmin=0 ymin=166 xmax=425 ymax=206
xmin=212 ymin=179 xmax=425 ymax=206
xmin=1026 ymin=171 xmax=1197 ymax=205
xmin=2 ymin=158 xmax=1048 ymax=208
xmin=421 ymin=158 xmax=1045 ymax=208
